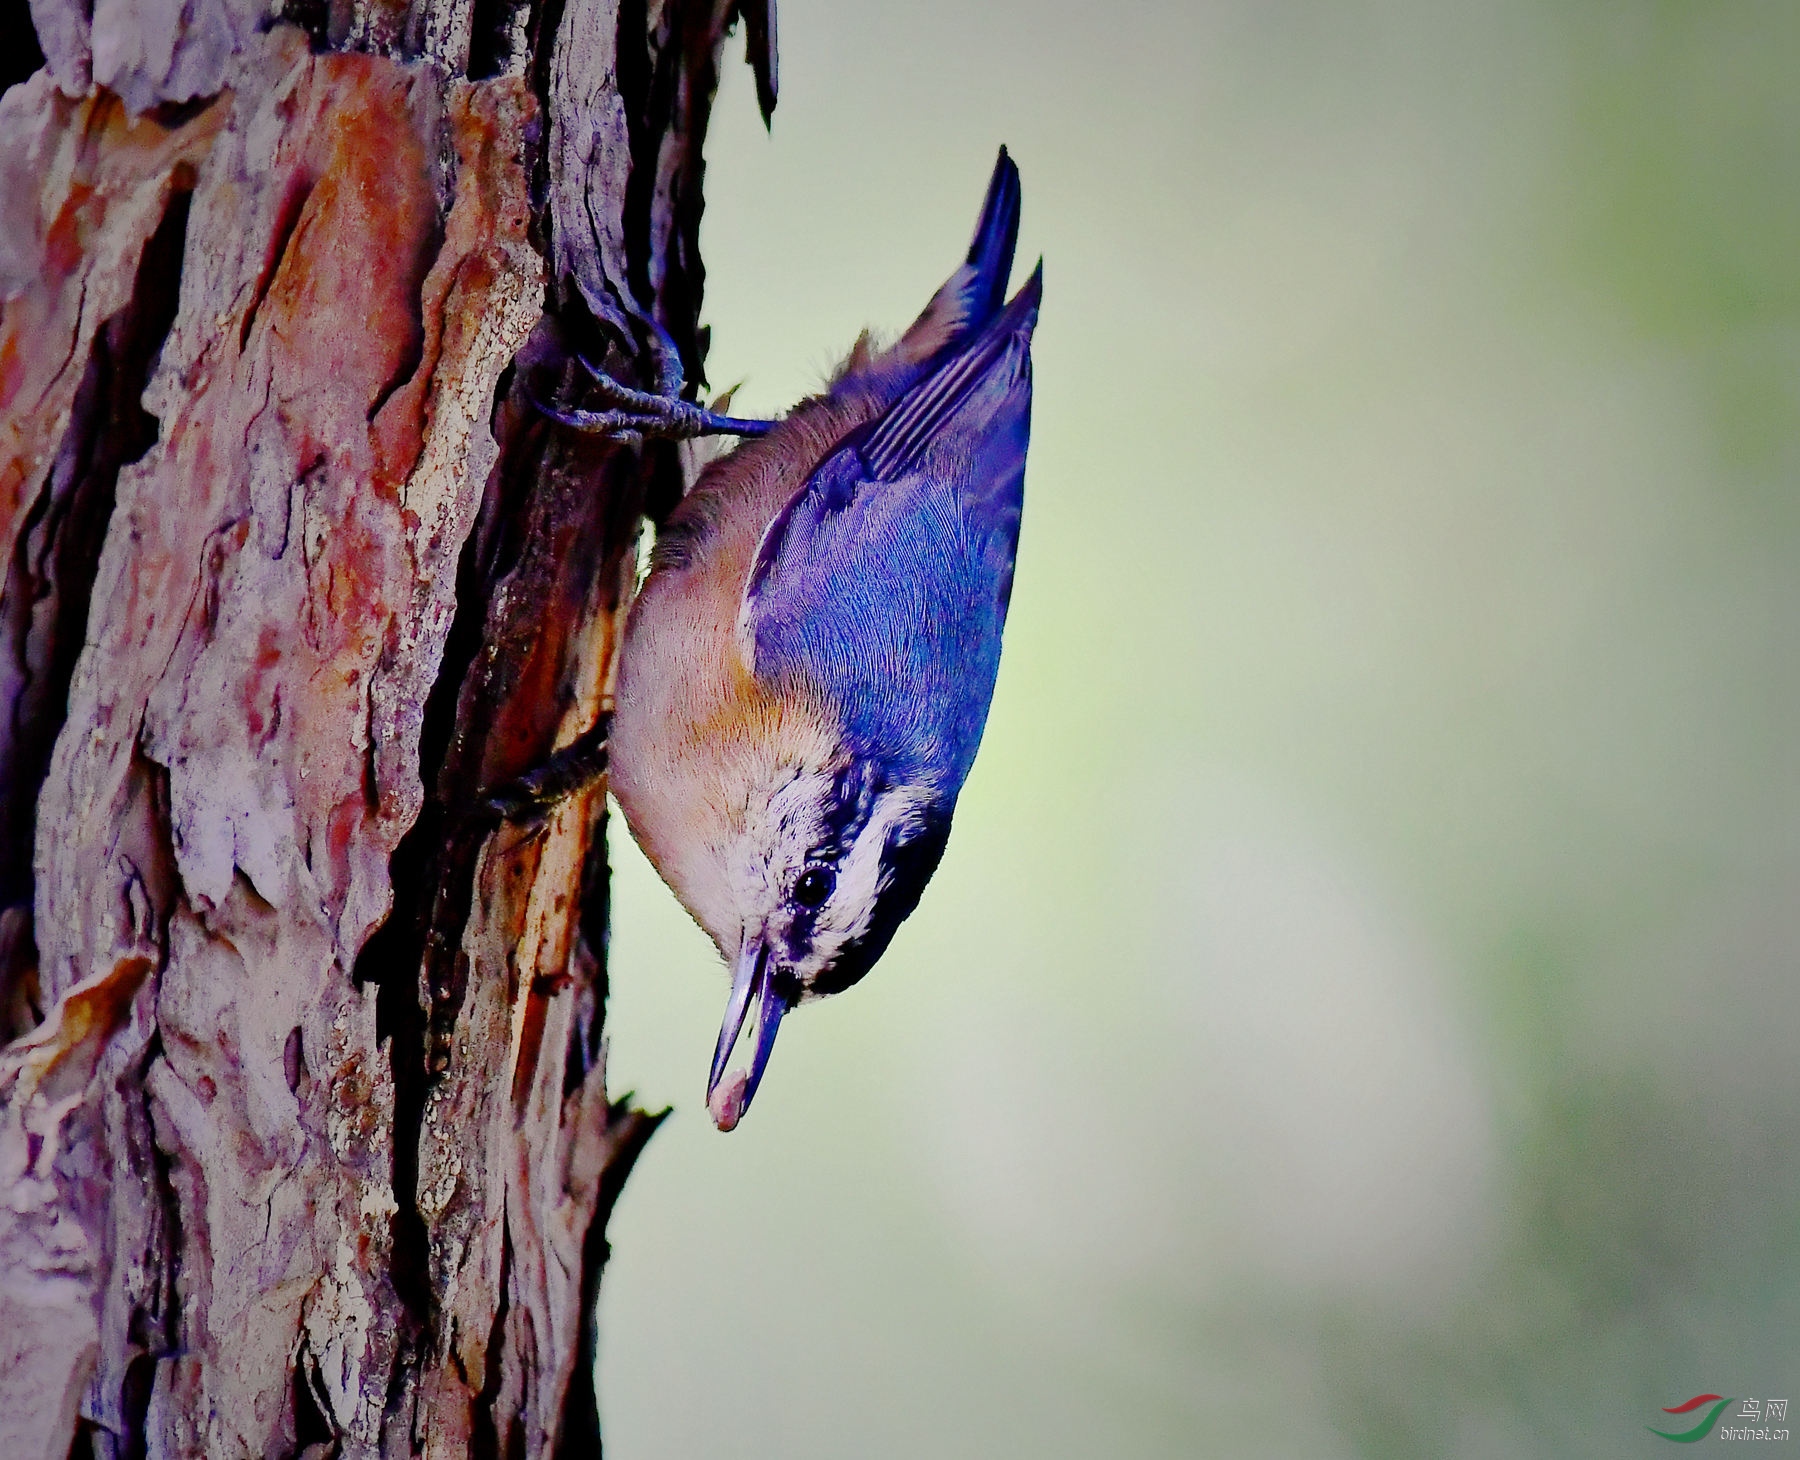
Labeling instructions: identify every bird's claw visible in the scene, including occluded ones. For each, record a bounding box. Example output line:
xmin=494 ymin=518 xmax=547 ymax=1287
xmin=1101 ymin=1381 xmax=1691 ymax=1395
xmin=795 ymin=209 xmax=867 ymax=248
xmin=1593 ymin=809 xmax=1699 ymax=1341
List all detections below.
xmin=473 ymin=719 xmax=612 ymax=827
xmin=533 ymin=319 xmax=773 ymax=444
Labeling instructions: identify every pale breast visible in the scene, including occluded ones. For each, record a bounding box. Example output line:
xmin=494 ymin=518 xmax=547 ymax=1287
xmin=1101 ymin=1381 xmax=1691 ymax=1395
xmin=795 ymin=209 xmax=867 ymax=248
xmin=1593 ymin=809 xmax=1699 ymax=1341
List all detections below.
xmin=607 ymin=389 xmax=887 ymax=952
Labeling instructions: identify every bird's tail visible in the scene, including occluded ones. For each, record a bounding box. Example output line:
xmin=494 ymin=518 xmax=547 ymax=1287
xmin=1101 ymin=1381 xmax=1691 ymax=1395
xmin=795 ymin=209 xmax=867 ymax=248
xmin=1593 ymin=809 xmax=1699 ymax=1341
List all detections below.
xmin=896 ymin=147 xmax=1024 ymax=366
xmin=861 ymin=259 xmax=1040 ymax=484
xmin=963 ymin=146 xmax=1023 ymax=326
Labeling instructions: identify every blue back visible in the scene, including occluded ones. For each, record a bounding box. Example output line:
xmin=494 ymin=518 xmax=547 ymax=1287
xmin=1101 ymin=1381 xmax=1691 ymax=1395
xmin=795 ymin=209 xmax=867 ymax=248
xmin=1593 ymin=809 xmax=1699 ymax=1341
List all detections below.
xmin=745 ymin=271 xmax=1039 ymax=794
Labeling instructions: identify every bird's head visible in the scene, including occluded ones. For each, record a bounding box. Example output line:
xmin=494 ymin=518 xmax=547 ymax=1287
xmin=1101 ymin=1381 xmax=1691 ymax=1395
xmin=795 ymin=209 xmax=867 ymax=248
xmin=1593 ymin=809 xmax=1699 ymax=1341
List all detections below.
xmin=701 ymin=752 xmax=951 ymax=1129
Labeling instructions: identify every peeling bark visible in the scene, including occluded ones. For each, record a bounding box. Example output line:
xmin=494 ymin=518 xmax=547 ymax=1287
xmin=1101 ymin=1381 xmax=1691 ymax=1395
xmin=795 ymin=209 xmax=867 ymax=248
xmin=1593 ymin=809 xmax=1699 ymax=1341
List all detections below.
xmin=0 ymin=0 xmax=774 ymax=1453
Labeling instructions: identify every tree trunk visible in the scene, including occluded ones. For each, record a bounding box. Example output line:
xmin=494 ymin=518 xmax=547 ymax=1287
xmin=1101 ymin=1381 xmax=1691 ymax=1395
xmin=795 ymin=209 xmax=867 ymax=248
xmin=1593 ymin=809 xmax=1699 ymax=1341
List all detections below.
xmin=0 ymin=0 xmax=773 ymax=1452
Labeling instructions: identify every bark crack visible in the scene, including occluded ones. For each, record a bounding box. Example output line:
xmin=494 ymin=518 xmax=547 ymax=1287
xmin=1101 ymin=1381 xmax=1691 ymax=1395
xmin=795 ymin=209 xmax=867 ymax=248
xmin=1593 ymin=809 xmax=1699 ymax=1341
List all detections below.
xmin=0 ymin=176 xmax=194 ymax=1031
xmin=240 ymin=175 xmax=317 ymax=354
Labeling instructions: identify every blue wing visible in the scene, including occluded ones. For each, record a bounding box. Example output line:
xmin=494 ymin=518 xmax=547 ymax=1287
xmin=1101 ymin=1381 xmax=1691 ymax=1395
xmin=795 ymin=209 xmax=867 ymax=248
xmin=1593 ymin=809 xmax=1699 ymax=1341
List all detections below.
xmin=745 ymin=268 xmax=1040 ymax=794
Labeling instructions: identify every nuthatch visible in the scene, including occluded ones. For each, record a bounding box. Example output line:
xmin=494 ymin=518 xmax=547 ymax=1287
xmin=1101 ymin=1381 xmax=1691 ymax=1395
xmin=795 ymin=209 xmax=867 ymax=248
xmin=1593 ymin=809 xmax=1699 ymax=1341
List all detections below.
xmin=544 ymin=149 xmax=1037 ymax=1129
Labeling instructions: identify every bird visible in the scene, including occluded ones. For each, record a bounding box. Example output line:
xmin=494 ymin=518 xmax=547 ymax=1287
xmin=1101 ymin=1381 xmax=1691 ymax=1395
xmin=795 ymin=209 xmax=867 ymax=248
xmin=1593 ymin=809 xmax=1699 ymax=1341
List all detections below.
xmin=544 ymin=148 xmax=1038 ymax=1129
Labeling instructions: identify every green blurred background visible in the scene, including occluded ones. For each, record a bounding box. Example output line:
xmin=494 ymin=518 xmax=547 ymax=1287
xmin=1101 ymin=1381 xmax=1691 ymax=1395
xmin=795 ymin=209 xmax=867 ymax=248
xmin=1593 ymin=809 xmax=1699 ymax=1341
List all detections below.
xmin=597 ymin=3 xmax=1800 ymax=1454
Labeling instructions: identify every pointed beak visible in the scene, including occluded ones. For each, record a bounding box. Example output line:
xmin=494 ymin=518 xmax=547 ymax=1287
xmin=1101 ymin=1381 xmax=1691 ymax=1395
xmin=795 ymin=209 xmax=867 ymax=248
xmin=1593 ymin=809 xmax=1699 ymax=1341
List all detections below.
xmin=706 ymin=935 xmax=791 ymax=1131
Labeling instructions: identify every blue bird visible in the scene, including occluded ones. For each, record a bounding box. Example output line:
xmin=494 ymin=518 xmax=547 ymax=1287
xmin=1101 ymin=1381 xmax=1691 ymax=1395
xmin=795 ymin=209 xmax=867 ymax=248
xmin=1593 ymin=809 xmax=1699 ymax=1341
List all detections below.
xmin=557 ymin=149 xmax=1037 ymax=1129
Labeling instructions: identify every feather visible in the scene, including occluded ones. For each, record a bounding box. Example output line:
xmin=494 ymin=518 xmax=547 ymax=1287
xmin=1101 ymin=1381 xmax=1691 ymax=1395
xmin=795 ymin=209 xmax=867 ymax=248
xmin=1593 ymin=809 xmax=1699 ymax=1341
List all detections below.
xmin=864 ymin=263 xmax=1040 ymax=482
xmin=742 ymin=269 xmax=1039 ymax=792
xmin=895 ymin=147 xmax=1023 ymax=365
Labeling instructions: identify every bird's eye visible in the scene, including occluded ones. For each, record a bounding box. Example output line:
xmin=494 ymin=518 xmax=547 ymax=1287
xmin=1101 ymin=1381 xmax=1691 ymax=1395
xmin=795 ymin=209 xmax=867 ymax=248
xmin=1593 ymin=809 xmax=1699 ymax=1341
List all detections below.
xmin=793 ymin=867 xmax=835 ymax=908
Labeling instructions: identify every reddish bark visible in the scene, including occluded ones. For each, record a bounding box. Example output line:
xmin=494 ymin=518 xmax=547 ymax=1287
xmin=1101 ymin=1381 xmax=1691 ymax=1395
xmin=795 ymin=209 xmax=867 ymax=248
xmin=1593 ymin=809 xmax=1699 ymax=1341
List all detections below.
xmin=0 ymin=0 xmax=773 ymax=1452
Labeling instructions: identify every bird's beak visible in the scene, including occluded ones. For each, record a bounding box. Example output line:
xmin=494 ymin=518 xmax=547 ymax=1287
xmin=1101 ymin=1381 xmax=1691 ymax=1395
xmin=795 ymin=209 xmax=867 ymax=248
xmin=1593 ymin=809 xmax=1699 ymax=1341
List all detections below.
xmin=706 ymin=935 xmax=790 ymax=1131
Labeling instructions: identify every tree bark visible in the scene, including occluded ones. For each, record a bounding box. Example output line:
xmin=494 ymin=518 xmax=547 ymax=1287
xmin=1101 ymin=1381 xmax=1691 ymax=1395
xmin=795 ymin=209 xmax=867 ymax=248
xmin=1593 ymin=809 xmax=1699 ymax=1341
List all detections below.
xmin=0 ymin=0 xmax=773 ymax=1453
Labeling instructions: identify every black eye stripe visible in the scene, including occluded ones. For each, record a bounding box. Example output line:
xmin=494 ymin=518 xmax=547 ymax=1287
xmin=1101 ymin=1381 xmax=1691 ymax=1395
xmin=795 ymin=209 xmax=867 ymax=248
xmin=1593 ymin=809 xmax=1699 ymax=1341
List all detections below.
xmin=813 ymin=760 xmax=881 ymax=856
xmin=807 ymin=808 xmax=952 ymax=997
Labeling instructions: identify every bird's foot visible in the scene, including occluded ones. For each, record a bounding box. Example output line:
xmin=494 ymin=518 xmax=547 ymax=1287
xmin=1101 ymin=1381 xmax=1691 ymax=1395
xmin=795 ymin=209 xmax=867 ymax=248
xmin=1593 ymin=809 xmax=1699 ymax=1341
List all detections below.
xmin=473 ymin=719 xmax=612 ymax=827
xmin=534 ymin=317 xmax=772 ymax=445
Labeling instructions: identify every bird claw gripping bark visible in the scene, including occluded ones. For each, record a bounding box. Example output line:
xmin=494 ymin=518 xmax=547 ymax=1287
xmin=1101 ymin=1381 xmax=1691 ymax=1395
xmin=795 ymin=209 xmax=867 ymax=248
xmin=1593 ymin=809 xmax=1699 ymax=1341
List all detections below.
xmin=533 ymin=316 xmax=772 ymax=445
xmin=474 ymin=718 xmax=613 ymax=827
